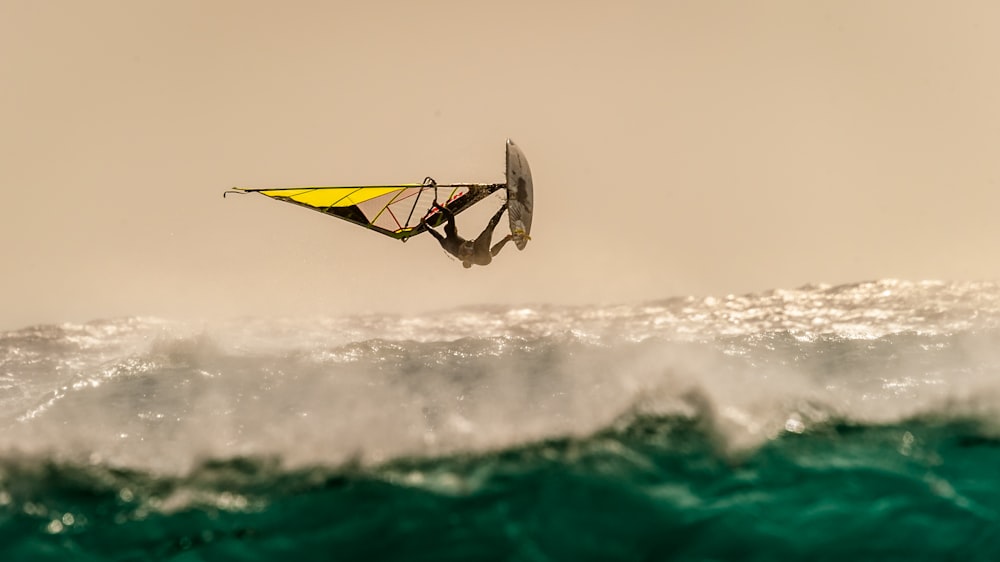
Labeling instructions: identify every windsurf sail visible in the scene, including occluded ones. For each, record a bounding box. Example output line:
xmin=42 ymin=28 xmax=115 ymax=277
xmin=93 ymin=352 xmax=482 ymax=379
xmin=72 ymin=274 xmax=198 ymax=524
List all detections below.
xmin=226 ymin=180 xmax=504 ymax=240
xmin=226 ymin=139 xmax=530 ymax=243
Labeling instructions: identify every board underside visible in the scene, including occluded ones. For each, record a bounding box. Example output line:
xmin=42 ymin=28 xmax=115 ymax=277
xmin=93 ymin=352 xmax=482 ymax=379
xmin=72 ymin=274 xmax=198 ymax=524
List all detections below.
xmin=505 ymin=140 xmax=534 ymax=250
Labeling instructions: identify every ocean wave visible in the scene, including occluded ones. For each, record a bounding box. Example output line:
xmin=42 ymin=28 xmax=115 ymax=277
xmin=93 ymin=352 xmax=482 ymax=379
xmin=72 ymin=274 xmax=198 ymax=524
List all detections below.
xmin=2 ymin=280 xmax=1000 ymax=475
xmin=3 ymin=412 xmax=1000 ymax=561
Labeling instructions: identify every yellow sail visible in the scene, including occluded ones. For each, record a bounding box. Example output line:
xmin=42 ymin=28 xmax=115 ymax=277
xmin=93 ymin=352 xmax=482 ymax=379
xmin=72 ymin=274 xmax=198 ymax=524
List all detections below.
xmin=229 ymin=183 xmax=502 ymax=240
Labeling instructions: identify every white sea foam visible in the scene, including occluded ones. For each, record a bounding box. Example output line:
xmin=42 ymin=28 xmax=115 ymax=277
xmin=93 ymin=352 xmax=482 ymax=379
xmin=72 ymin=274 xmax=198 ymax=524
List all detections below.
xmin=2 ymin=280 xmax=999 ymax=473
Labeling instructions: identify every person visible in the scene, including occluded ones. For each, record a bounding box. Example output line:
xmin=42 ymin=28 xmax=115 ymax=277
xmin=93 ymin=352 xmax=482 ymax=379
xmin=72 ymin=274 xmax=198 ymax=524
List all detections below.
xmin=422 ymin=201 xmax=514 ymax=268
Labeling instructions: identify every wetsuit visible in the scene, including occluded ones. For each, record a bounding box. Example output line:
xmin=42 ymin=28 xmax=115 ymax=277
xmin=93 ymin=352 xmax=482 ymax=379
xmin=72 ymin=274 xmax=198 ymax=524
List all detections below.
xmin=425 ymin=203 xmax=510 ymax=267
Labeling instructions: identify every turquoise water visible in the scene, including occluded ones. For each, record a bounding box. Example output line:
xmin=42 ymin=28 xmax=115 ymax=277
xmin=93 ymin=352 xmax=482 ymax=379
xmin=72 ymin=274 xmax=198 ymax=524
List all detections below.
xmin=2 ymin=280 xmax=1000 ymax=560
xmin=3 ymin=417 xmax=999 ymax=560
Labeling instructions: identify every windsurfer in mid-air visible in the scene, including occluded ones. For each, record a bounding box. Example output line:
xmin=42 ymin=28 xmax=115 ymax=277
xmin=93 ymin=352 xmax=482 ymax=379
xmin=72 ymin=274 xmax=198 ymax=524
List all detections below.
xmin=422 ymin=201 xmax=514 ymax=268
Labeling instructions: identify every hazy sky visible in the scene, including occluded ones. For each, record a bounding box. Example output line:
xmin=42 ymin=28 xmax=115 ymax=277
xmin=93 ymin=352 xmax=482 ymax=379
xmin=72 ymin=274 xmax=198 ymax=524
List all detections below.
xmin=4 ymin=1 xmax=1000 ymax=329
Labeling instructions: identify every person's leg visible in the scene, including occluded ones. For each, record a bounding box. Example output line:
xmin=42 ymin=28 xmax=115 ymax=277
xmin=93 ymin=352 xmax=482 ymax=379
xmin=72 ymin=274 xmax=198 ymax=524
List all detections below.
xmin=490 ymin=234 xmax=513 ymax=256
xmin=473 ymin=205 xmax=507 ymax=258
xmin=486 ymin=203 xmax=508 ymax=229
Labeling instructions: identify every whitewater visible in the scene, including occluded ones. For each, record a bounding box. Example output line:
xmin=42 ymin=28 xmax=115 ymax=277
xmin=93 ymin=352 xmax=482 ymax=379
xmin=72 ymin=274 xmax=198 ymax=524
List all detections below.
xmin=3 ymin=279 xmax=1000 ymax=561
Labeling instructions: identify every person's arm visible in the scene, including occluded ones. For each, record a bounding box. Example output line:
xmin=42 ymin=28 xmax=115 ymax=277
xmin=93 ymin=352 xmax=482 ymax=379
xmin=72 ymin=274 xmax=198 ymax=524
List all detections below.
xmin=432 ymin=202 xmax=455 ymax=220
xmin=432 ymin=202 xmax=460 ymax=239
xmin=424 ymin=224 xmax=444 ymax=243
